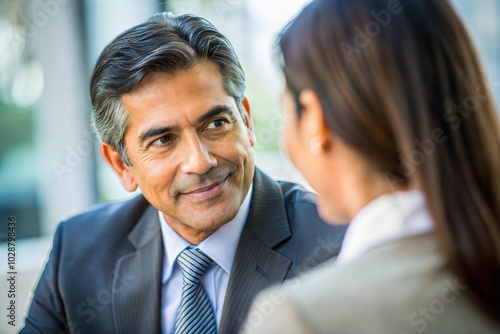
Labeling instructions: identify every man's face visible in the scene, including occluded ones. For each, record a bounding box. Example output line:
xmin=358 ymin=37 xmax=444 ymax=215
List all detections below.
xmin=110 ymin=62 xmax=255 ymax=242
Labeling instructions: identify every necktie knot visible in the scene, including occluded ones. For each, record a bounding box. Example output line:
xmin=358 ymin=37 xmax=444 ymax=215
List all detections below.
xmin=177 ymin=248 xmax=213 ymax=285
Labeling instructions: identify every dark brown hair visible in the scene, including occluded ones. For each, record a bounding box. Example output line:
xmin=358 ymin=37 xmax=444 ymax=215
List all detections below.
xmin=277 ymin=0 xmax=500 ymax=315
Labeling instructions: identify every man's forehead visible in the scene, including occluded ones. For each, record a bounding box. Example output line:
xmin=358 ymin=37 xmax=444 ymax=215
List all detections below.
xmin=135 ymin=62 xmax=223 ymax=90
xmin=122 ymin=63 xmax=227 ymax=105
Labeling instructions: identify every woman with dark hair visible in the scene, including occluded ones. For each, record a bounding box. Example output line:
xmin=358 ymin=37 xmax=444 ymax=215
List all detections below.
xmin=244 ymin=0 xmax=500 ymax=332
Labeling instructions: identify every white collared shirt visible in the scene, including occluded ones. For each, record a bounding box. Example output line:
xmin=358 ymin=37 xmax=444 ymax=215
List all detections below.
xmin=336 ymin=190 xmax=433 ymax=265
xmin=159 ymin=184 xmax=253 ymax=334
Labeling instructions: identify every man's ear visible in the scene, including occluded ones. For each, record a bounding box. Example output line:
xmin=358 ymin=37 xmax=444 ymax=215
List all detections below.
xmin=298 ymin=90 xmax=332 ymax=153
xmin=101 ymin=143 xmax=138 ymax=192
xmin=241 ymin=97 xmax=255 ymax=146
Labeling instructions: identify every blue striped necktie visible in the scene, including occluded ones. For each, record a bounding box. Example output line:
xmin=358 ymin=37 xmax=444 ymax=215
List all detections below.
xmin=175 ymin=248 xmax=217 ymax=334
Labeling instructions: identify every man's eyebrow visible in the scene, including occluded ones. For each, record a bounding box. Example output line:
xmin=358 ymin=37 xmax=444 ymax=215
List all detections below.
xmin=197 ymin=105 xmax=235 ymax=124
xmin=138 ymin=105 xmax=235 ymax=144
xmin=139 ymin=125 xmax=178 ymax=144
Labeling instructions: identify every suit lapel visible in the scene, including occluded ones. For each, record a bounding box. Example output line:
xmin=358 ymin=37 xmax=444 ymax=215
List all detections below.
xmin=219 ymin=169 xmax=293 ymax=333
xmin=112 ymin=204 xmax=163 ymax=334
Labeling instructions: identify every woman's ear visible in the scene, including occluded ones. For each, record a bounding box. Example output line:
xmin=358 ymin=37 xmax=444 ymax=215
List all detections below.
xmin=101 ymin=143 xmax=138 ymax=192
xmin=298 ymin=90 xmax=331 ymax=154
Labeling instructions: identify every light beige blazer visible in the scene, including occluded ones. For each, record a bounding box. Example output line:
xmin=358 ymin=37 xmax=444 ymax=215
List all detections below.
xmin=243 ymin=233 xmax=499 ymax=334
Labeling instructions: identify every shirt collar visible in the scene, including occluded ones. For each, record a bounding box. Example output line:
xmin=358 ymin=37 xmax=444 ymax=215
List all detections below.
xmin=336 ymin=190 xmax=433 ymax=265
xmin=159 ymin=183 xmax=253 ymax=283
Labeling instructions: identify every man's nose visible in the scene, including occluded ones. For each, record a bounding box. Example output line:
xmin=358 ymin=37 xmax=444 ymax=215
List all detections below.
xmin=180 ymin=132 xmax=217 ymax=174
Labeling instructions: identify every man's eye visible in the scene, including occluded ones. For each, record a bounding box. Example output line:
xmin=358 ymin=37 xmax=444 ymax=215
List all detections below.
xmin=152 ymin=135 xmax=174 ymax=147
xmin=207 ymin=119 xmax=228 ymax=129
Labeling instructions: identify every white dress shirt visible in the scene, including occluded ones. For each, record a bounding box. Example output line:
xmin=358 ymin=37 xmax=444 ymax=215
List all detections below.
xmin=336 ymin=190 xmax=433 ymax=265
xmin=159 ymin=184 xmax=253 ymax=334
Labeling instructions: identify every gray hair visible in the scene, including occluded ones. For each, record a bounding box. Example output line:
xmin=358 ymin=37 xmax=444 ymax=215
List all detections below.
xmin=90 ymin=12 xmax=246 ymax=165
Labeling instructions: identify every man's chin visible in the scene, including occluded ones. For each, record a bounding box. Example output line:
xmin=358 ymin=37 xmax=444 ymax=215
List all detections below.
xmin=184 ymin=206 xmax=240 ymax=230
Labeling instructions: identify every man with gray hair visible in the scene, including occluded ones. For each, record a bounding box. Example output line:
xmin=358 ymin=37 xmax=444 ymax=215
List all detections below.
xmin=22 ymin=12 xmax=346 ymax=334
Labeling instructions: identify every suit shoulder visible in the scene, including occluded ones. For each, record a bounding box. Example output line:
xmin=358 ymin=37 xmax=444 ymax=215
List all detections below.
xmin=277 ymin=179 xmax=347 ymax=234
xmin=48 ymin=194 xmax=152 ymax=274
xmin=278 ymin=234 xmax=499 ymax=333
xmin=58 ymin=194 xmax=150 ymax=238
xmin=284 ymin=234 xmax=443 ymax=304
xmin=277 ymin=180 xmax=317 ymax=206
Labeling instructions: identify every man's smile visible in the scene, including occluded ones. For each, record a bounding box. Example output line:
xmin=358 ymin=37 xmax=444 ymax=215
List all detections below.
xmin=180 ymin=176 xmax=229 ymax=201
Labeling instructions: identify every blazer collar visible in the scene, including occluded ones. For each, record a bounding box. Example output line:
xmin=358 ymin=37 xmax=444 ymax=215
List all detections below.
xmin=127 ymin=203 xmax=161 ymax=249
xmin=245 ymin=168 xmax=292 ymax=247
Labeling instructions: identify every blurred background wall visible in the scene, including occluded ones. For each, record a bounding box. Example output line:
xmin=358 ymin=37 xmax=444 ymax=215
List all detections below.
xmin=0 ymin=0 xmax=499 ymax=332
